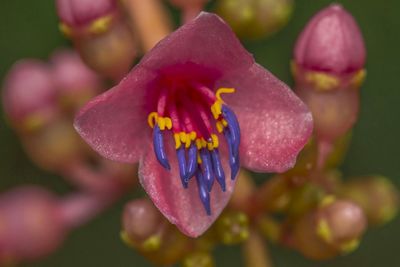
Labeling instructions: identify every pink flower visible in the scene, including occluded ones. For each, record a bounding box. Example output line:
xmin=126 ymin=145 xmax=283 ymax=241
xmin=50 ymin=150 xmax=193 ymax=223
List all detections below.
xmin=74 ymin=12 xmax=312 ymax=237
xmin=294 ymin=4 xmax=366 ymax=74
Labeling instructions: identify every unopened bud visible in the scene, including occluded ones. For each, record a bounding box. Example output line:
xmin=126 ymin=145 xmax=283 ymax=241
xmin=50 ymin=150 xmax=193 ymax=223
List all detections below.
xmin=51 ymin=49 xmax=103 ymax=111
xmin=2 ymin=60 xmax=58 ymax=133
xmin=23 ymin=119 xmax=87 ymax=171
xmin=315 ymin=196 xmax=366 ymax=253
xmin=341 ymin=176 xmax=399 ymax=225
xmin=122 ymin=199 xmax=163 ymax=244
xmin=0 ymin=187 xmax=67 ymax=265
xmin=56 ymin=0 xmax=138 ymax=80
xmin=292 ymin=4 xmax=366 ymax=152
xmin=216 ymin=0 xmax=293 ymax=39
xmin=294 ymin=4 xmax=365 ymax=75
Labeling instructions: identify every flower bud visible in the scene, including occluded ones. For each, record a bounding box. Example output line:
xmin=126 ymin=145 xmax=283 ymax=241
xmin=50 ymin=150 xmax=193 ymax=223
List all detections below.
xmin=23 ymin=119 xmax=87 ymax=171
xmin=182 ymin=251 xmax=215 ymax=267
xmin=293 ymin=196 xmax=366 ymax=260
xmin=0 ymin=186 xmax=67 ymax=265
xmin=51 ymin=49 xmax=103 ymax=111
xmin=122 ymin=199 xmax=163 ymax=244
xmin=2 ymin=60 xmax=58 ymax=133
xmin=294 ymin=4 xmax=365 ymax=75
xmin=292 ymin=4 xmax=366 ymax=166
xmin=56 ymin=0 xmax=118 ymax=34
xmin=340 ymin=176 xmax=399 ymax=225
xmin=56 ymin=0 xmax=138 ymax=79
xmin=215 ymin=211 xmax=249 ymax=245
xmin=315 ymin=197 xmax=367 ymax=251
xmin=121 ymin=198 xmax=189 ymax=265
xmin=215 ymin=0 xmax=293 ymax=39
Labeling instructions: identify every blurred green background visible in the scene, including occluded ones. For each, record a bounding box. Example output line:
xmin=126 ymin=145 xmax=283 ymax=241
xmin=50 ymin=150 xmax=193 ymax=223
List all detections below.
xmin=0 ymin=0 xmax=399 ymax=266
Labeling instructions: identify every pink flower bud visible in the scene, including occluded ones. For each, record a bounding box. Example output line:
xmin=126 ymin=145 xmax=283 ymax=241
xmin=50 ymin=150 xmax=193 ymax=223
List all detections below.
xmin=294 ymin=4 xmax=366 ymax=74
xmin=2 ymin=60 xmax=59 ymax=132
xmin=56 ymin=0 xmax=117 ymax=28
xmin=0 ymin=187 xmax=67 ymax=264
xmin=315 ymin=197 xmax=367 ymax=249
xmin=122 ymin=199 xmax=163 ymax=243
xmin=51 ymin=49 xmax=103 ymax=110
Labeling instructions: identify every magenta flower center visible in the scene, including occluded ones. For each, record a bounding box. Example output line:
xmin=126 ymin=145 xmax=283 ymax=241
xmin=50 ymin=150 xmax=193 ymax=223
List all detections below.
xmin=147 ymin=76 xmax=240 ymax=215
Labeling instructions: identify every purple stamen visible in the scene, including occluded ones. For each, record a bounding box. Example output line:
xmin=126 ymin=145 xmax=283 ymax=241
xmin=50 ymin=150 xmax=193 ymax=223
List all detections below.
xmin=210 ymin=149 xmax=226 ymax=192
xmin=186 ymin=143 xmax=198 ymax=180
xmin=200 ymin=148 xmax=215 ymax=192
xmin=222 ymin=105 xmax=240 ymax=157
xmin=153 ymin=125 xmax=170 ymax=170
xmin=224 ymin=130 xmax=240 ymax=180
xmin=195 ymin=169 xmax=211 ymax=215
xmin=176 ymin=147 xmax=188 ymax=188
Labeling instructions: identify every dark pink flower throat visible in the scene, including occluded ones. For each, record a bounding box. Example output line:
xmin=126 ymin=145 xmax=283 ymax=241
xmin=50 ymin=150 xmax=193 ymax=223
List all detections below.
xmin=147 ymin=80 xmax=241 ymax=215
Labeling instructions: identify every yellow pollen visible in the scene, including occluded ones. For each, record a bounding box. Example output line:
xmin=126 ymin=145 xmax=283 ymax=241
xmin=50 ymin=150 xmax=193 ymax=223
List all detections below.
xmin=216 ymin=121 xmax=224 ymax=133
xmin=158 ymin=118 xmax=166 ymax=130
xmin=185 ymin=139 xmax=191 ymax=148
xmin=316 ymin=219 xmax=332 ymax=243
xmin=189 ymin=131 xmax=197 ymax=140
xmin=211 ymin=134 xmax=219 ymax=148
xmin=216 ymin=87 xmax=236 ymax=101
xmin=88 ymin=14 xmax=114 ymax=35
xmin=174 ymin=133 xmax=181 ymax=149
xmin=179 ymin=132 xmax=187 ymax=143
xmin=165 ymin=117 xmax=172 ymax=130
xmin=147 ymin=112 xmax=158 ymax=128
xmin=211 ymin=87 xmax=236 ymax=119
xmin=201 ymin=138 xmax=207 ymax=148
xmin=197 ymin=154 xmax=202 ymax=164
xmin=196 ymin=139 xmax=203 ymax=150
xmin=207 ymin=142 xmax=214 ymax=151
xmin=222 ymin=119 xmax=228 ymax=127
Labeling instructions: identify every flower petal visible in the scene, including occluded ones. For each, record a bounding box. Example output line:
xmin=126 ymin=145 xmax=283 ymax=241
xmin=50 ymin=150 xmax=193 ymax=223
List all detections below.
xmin=74 ymin=66 xmax=156 ymax=163
xmin=219 ymin=63 xmax=313 ymax=173
xmin=139 ymin=139 xmax=236 ymax=237
xmin=140 ymin=12 xmax=254 ymax=77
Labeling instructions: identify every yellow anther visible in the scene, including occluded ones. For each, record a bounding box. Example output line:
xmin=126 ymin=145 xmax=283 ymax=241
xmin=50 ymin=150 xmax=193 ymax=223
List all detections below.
xmin=207 ymin=142 xmax=214 ymax=151
xmin=211 ymin=134 xmax=219 ymax=148
xmin=165 ymin=117 xmax=172 ymax=130
xmin=179 ymin=132 xmax=187 ymax=143
xmin=216 ymin=87 xmax=236 ymax=101
xmin=147 ymin=112 xmax=158 ymax=128
xmin=158 ymin=117 xmax=166 ymax=130
xmin=174 ymin=133 xmax=182 ymax=149
xmin=211 ymin=100 xmax=222 ymax=119
xmin=189 ymin=131 xmax=197 ymax=140
xmin=216 ymin=121 xmax=224 ymax=133
xmin=59 ymin=23 xmax=73 ymax=38
xmin=201 ymin=138 xmax=207 ymax=148
xmin=196 ymin=139 xmax=203 ymax=150
xmin=185 ymin=139 xmax=191 ymax=148
xmin=222 ymin=119 xmax=228 ymax=127
xmin=88 ymin=15 xmax=113 ymax=35
xmin=197 ymin=154 xmax=202 ymax=164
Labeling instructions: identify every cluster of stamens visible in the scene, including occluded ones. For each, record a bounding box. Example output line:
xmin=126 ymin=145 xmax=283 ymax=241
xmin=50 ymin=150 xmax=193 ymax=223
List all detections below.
xmin=147 ymin=83 xmax=240 ymax=215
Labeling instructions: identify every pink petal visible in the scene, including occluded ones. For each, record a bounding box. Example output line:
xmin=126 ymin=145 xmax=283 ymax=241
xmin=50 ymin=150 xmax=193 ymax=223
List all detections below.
xmin=74 ymin=66 xmax=156 ymax=163
xmin=140 ymin=12 xmax=254 ymax=77
xmin=219 ymin=63 xmax=313 ymax=173
xmin=138 ymin=139 xmax=236 ymax=237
